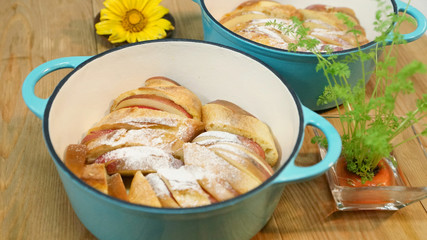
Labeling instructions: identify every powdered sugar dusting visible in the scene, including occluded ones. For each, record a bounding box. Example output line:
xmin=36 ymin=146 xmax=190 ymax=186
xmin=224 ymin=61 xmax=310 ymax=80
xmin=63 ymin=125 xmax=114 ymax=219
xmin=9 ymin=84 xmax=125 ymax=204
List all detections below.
xmin=157 ymin=167 xmax=211 ymax=207
xmin=157 ymin=168 xmax=200 ymax=191
xmin=193 ymin=131 xmax=242 ymax=145
xmin=183 ymin=143 xmax=241 ymax=183
xmin=146 ymin=173 xmax=170 ymax=196
xmin=102 ymin=146 xmax=182 ymax=172
xmin=87 ymin=128 xmax=179 ymax=153
xmin=120 ymin=116 xmax=178 ymax=128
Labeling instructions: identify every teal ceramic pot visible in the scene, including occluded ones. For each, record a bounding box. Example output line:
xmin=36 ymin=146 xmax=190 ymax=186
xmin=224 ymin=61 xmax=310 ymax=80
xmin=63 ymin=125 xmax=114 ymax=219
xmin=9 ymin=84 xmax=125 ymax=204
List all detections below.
xmin=193 ymin=0 xmax=427 ymax=111
xmin=22 ymin=40 xmax=341 ymax=240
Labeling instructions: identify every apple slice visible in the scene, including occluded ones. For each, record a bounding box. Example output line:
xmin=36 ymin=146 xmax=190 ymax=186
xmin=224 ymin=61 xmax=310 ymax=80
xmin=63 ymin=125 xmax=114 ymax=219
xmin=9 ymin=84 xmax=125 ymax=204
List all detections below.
xmin=108 ymin=173 xmax=129 ymax=201
xmin=193 ymin=131 xmax=266 ymax=160
xmin=110 ymin=86 xmax=202 ymax=121
xmin=183 ymin=143 xmax=261 ymax=194
xmin=145 ymin=76 xmax=181 ymax=87
xmin=64 ymin=144 xmax=88 ymax=178
xmin=129 ymin=171 xmax=162 ymax=207
xmin=81 ymin=163 xmax=108 ymax=194
xmin=185 ymin=165 xmax=239 ymax=202
xmin=114 ymin=94 xmax=192 ymax=118
xmin=208 ymin=145 xmax=271 ymax=182
xmin=208 ymin=141 xmax=273 ymax=176
xmin=157 ymin=167 xmax=212 ymax=208
xmin=94 ymin=146 xmax=183 ymax=176
xmin=145 ymin=173 xmax=180 ymax=208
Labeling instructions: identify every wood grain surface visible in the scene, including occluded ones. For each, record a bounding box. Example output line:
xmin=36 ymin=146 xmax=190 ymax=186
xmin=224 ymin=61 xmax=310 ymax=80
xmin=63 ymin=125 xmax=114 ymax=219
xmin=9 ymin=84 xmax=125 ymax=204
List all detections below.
xmin=1 ymin=0 xmax=426 ymax=239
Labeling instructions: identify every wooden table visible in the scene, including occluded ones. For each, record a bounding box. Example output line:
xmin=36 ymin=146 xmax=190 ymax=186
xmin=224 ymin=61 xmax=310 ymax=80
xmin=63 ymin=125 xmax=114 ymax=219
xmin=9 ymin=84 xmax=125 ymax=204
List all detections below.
xmin=1 ymin=0 xmax=426 ymax=239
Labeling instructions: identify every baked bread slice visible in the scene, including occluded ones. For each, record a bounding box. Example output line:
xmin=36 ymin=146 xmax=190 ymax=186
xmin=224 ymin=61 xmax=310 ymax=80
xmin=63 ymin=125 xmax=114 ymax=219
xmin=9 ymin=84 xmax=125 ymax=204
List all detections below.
xmin=184 ymin=165 xmax=239 ymax=202
xmin=145 ymin=173 xmax=180 ymax=208
xmin=94 ymin=146 xmax=183 ymax=176
xmin=300 ymin=7 xmax=368 ymax=49
xmin=83 ymin=128 xmax=185 ymax=162
xmin=144 ymin=76 xmax=181 ymax=87
xmin=64 ymin=144 xmax=88 ymax=178
xmin=110 ymin=78 xmax=202 ymax=121
xmin=202 ymin=100 xmax=279 ymax=167
xmin=107 ymin=173 xmax=129 ymax=201
xmin=157 ymin=167 xmax=212 ymax=208
xmin=129 ymin=171 xmax=162 ymax=207
xmin=80 ymin=163 xmax=109 ymax=194
xmin=84 ymin=107 xmax=204 ymax=143
xmin=183 ymin=143 xmax=261 ymax=194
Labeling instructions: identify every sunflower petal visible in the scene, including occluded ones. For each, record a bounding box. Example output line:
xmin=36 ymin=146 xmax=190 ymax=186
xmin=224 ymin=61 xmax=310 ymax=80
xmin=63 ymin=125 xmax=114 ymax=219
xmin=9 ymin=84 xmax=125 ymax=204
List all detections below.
xmin=108 ymin=26 xmax=129 ymax=43
xmin=134 ymin=0 xmax=150 ymax=11
xmin=100 ymin=8 xmax=123 ymax=21
xmin=143 ymin=26 xmax=166 ymax=39
xmin=136 ymin=31 xmax=150 ymax=41
xmin=95 ymin=20 xmax=122 ymax=35
xmin=143 ymin=0 xmax=163 ymax=14
xmin=146 ymin=18 xmax=174 ymax=30
xmin=103 ymin=0 xmax=127 ymax=17
xmin=145 ymin=5 xmax=169 ymax=21
xmin=127 ymin=32 xmax=138 ymax=43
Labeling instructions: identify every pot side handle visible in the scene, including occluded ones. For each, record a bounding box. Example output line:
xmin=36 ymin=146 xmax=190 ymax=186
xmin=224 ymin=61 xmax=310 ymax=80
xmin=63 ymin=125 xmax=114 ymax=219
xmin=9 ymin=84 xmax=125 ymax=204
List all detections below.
xmin=21 ymin=56 xmax=90 ymax=119
xmin=272 ymin=107 xmax=342 ymax=184
xmin=387 ymin=0 xmax=427 ymax=44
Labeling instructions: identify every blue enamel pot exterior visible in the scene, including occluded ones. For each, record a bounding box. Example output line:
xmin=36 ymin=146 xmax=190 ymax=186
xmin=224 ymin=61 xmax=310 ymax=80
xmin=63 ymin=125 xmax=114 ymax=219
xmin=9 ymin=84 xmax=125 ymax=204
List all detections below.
xmin=22 ymin=40 xmax=341 ymax=240
xmin=193 ymin=0 xmax=427 ymax=111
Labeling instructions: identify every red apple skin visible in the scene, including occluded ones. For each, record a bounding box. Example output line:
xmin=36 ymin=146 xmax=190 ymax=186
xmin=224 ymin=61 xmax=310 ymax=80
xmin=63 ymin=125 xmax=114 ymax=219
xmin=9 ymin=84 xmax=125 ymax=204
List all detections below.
xmin=237 ymin=136 xmax=266 ymax=160
xmin=116 ymin=94 xmax=192 ymax=118
xmin=81 ymin=129 xmax=115 ymax=144
xmin=94 ymin=155 xmax=119 ymax=175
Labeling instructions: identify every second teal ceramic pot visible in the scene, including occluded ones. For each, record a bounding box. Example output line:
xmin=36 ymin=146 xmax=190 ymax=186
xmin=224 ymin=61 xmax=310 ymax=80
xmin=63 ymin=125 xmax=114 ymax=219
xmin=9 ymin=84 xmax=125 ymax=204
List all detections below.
xmin=22 ymin=40 xmax=341 ymax=240
xmin=193 ymin=0 xmax=427 ymax=111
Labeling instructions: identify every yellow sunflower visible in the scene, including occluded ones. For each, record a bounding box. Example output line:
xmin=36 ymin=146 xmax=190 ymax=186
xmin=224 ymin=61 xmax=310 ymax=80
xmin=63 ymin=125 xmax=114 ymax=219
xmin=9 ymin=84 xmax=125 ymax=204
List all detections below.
xmin=95 ymin=0 xmax=174 ymax=44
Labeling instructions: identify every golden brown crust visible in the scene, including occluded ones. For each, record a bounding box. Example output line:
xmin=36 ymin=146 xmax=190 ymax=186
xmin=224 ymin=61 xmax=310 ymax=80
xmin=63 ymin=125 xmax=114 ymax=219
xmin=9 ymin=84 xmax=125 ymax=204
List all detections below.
xmin=202 ymin=100 xmax=279 ymax=167
xmin=81 ymin=163 xmax=109 ymax=194
xmin=107 ymin=173 xmax=129 ymax=201
xmin=64 ymin=144 xmax=88 ymax=178
xmin=145 ymin=76 xmax=181 ymax=87
xmin=129 ymin=171 xmax=162 ymax=207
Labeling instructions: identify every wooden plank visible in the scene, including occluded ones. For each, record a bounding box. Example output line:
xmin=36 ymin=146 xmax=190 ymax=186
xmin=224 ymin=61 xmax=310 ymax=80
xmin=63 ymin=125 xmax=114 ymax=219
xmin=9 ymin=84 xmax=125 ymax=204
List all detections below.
xmin=0 ymin=0 xmax=97 ymax=239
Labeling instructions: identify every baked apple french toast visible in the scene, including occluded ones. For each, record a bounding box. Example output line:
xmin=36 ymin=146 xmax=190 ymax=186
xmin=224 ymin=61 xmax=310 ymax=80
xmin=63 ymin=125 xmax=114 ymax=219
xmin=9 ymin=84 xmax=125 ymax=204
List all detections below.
xmin=65 ymin=76 xmax=278 ymax=208
xmin=220 ymin=0 xmax=369 ymax=52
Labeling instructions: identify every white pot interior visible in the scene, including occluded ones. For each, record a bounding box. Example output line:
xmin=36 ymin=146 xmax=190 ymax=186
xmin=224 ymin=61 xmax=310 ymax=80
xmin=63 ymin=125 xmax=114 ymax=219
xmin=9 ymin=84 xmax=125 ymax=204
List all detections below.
xmin=47 ymin=41 xmax=302 ymax=170
xmin=203 ymin=0 xmax=396 ymax=42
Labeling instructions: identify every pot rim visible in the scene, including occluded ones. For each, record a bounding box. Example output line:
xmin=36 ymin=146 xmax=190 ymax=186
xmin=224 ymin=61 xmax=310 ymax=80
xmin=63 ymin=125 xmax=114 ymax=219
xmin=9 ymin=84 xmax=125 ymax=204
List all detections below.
xmin=42 ymin=39 xmax=305 ymax=214
xmin=197 ymin=0 xmax=398 ymax=57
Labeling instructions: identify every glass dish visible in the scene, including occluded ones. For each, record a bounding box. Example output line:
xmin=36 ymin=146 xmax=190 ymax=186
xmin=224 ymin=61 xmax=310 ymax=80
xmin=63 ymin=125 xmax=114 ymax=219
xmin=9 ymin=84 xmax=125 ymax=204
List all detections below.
xmin=315 ymin=116 xmax=427 ymax=211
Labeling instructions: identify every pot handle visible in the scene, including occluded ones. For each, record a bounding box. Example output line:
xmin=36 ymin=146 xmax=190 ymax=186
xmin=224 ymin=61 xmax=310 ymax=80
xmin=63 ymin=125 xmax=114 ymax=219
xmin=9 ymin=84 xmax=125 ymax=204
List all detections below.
xmin=22 ymin=56 xmax=90 ymax=119
xmin=272 ymin=107 xmax=342 ymax=184
xmin=387 ymin=0 xmax=427 ymax=44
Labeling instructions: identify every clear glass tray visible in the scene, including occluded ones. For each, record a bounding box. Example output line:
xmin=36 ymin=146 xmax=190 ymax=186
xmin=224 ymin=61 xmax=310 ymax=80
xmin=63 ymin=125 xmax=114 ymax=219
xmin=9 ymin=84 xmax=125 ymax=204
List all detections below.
xmin=315 ymin=116 xmax=427 ymax=211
